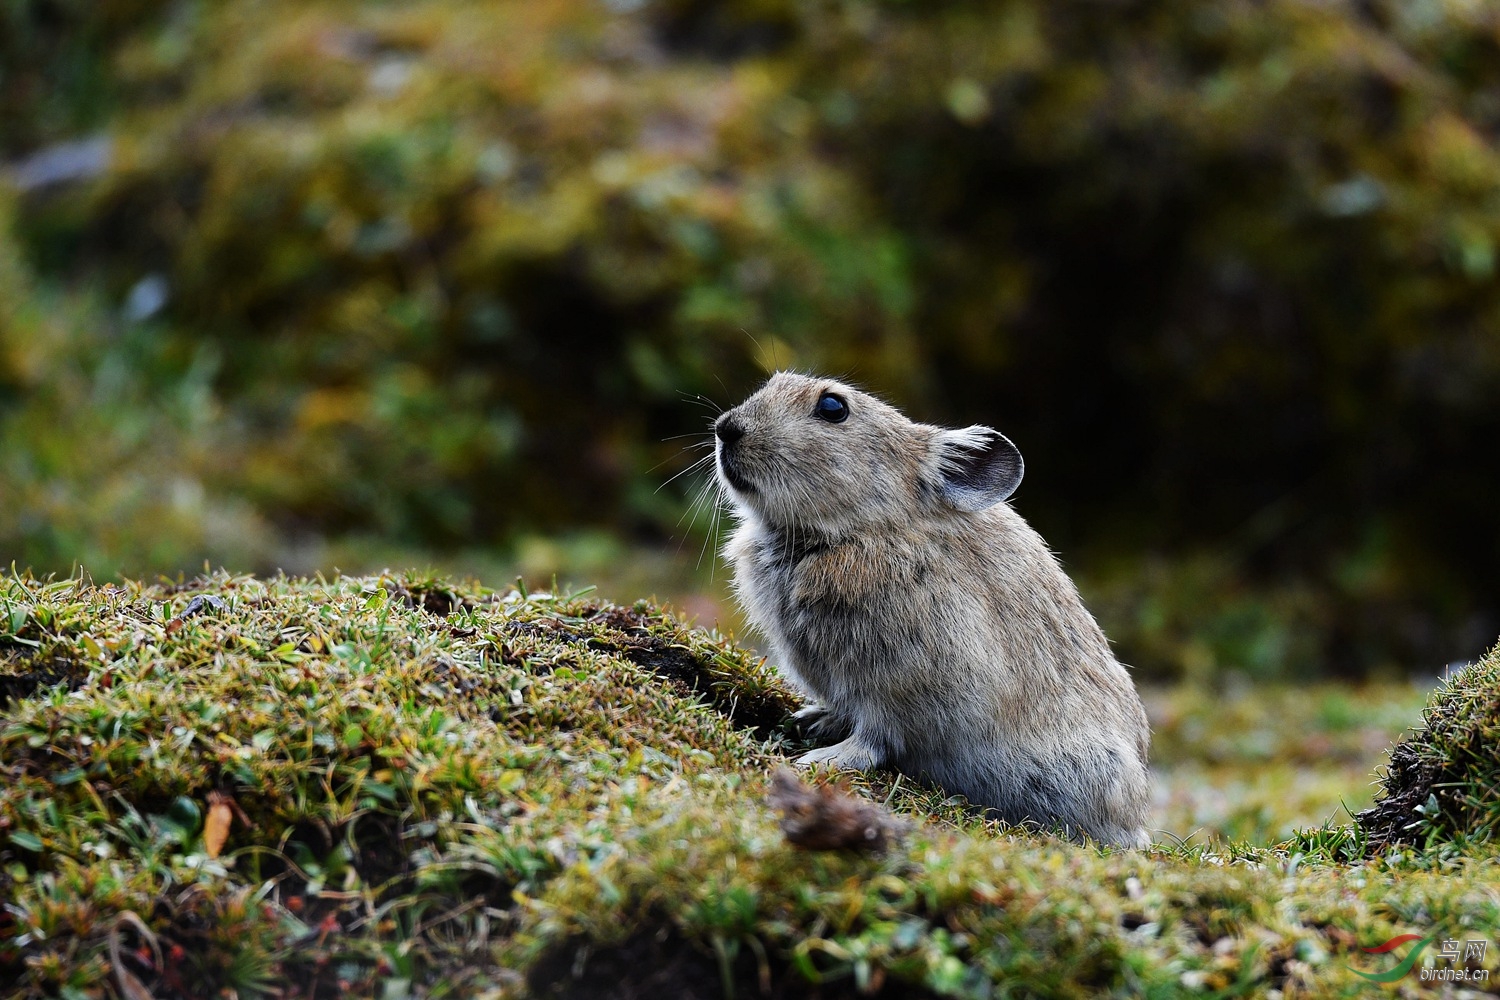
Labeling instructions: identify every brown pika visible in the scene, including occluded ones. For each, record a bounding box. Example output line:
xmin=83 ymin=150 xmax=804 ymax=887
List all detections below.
xmin=715 ymin=372 xmax=1151 ymax=847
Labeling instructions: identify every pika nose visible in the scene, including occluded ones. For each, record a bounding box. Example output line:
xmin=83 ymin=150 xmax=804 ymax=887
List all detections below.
xmin=715 ymin=415 xmax=744 ymax=446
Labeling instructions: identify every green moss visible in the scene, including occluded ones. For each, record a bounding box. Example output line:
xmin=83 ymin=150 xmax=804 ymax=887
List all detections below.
xmin=1 ymin=571 xmax=1495 ymax=997
xmin=1356 ymin=642 xmax=1500 ymax=856
xmin=0 ymin=570 xmax=796 ymax=996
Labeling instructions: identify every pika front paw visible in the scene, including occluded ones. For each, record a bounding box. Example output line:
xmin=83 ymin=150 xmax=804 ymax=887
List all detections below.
xmin=791 ymin=703 xmax=855 ymax=742
xmin=792 ymin=703 xmax=828 ymax=725
xmin=796 ymin=737 xmax=881 ymax=772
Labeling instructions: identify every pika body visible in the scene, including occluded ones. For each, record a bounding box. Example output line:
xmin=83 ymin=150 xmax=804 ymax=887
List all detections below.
xmin=715 ymin=372 xmax=1151 ymax=847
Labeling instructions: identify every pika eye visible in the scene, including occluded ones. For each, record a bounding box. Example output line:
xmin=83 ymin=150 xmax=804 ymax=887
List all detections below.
xmin=815 ymin=392 xmax=849 ymax=423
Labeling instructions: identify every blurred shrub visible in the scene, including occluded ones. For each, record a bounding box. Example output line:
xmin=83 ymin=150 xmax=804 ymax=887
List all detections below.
xmin=0 ymin=0 xmax=175 ymax=157
xmin=0 ymin=194 xmax=276 ymax=573
xmin=3 ymin=0 xmax=1499 ymax=677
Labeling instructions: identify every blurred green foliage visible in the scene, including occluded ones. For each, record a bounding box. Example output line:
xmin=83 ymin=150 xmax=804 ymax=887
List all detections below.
xmin=2 ymin=0 xmax=1498 ymax=679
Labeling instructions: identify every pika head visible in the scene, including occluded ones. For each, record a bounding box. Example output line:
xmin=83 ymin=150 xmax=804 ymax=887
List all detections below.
xmin=714 ymin=371 xmax=1152 ymax=848
xmin=714 ymin=372 xmax=1024 ymax=538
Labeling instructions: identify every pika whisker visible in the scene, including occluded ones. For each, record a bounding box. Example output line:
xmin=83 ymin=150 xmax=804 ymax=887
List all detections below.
xmin=656 ymin=450 xmax=715 ymax=494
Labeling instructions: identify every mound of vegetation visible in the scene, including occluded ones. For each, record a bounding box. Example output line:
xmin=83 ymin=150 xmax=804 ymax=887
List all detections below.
xmin=2 ymin=571 xmax=1495 ymax=998
xmin=4 ymin=0 xmax=1500 ymax=679
xmin=1357 ymin=643 xmax=1500 ymax=856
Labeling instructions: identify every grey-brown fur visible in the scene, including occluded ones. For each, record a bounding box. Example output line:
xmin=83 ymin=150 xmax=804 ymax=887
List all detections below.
xmin=715 ymin=372 xmax=1151 ymax=847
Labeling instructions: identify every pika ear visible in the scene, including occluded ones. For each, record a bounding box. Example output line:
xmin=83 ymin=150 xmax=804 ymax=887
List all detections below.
xmin=931 ymin=425 xmax=1024 ymax=512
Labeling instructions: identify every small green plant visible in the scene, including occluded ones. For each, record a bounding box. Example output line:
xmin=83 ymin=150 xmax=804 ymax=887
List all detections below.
xmin=1357 ymin=646 xmax=1500 ymax=857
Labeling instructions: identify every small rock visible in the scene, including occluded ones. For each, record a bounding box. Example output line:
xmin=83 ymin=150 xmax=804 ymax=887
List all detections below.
xmin=768 ymin=767 xmax=908 ymax=853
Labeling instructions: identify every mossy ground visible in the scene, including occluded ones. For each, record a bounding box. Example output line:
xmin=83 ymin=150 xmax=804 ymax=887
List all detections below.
xmin=1 ymin=572 xmax=1495 ymax=999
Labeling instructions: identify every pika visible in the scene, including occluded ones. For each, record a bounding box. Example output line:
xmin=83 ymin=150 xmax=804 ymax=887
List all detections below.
xmin=716 ymin=372 xmax=1151 ymax=847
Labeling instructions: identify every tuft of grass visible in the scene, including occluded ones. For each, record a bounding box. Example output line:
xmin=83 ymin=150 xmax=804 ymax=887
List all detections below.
xmin=1356 ymin=643 xmax=1500 ymax=857
xmin=0 ymin=571 xmax=1495 ymax=998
